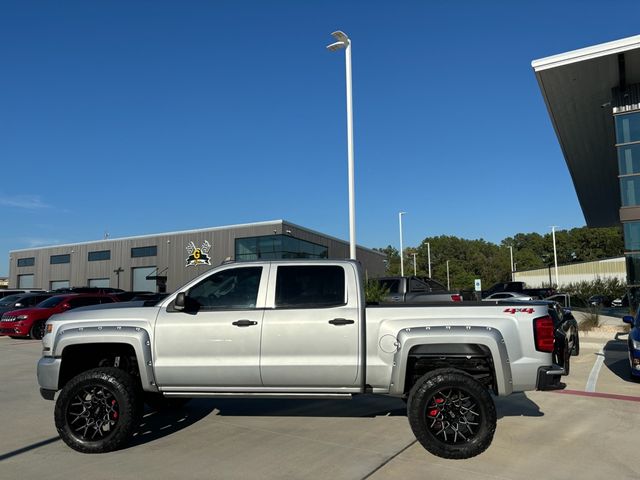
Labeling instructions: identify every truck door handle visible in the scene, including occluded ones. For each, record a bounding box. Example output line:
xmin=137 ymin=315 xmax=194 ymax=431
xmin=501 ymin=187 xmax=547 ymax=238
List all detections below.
xmin=328 ymin=318 xmax=355 ymax=326
xmin=232 ymin=320 xmax=258 ymax=327
xmin=392 ymin=296 xmax=401 ymax=302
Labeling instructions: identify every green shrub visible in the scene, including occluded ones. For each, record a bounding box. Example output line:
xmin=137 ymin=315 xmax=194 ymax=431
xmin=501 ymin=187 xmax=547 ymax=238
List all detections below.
xmin=562 ymin=277 xmax=627 ymax=302
xmin=365 ymin=280 xmax=390 ymax=303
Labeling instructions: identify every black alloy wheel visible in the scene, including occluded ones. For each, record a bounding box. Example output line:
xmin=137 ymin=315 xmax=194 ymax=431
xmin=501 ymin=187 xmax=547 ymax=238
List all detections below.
xmin=407 ymin=368 xmax=496 ymax=459
xmin=55 ymin=367 xmax=141 ymax=453
xmin=30 ymin=320 xmax=46 ymax=340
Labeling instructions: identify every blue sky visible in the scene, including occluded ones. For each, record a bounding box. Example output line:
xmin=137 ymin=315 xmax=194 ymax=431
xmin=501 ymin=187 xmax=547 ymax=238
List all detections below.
xmin=1 ymin=0 xmax=639 ymax=276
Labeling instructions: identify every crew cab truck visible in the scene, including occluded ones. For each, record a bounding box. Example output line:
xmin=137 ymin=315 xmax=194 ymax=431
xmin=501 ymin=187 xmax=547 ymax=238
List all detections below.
xmin=37 ymin=260 xmax=564 ymax=459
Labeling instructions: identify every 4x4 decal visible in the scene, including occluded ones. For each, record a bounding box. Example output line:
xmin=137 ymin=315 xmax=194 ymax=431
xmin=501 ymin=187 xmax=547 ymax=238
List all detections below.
xmin=503 ymin=307 xmax=535 ymax=314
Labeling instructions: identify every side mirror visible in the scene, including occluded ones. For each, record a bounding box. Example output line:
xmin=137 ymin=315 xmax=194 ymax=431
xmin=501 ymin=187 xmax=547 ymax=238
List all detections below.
xmin=15 ymin=303 xmax=23 ymax=308
xmin=623 ymin=315 xmax=635 ymax=326
xmin=61 ymin=303 xmax=71 ymax=310
xmin=174 ymin=292 xmax=186 ymax=311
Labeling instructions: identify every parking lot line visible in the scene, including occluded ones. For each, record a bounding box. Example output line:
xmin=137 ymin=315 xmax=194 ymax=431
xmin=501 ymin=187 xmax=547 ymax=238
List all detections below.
xmin=552 ymin=389 xmax=640 ymax=403
xmin=585 ymin=347 xmax=605 ymax=392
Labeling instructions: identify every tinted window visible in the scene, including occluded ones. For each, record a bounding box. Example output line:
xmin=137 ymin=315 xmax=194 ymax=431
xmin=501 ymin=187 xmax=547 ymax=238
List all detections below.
xmin=88 ymin=250 xmax=111 ymax=261
xmin=189 ymin=267 xmax=262 ymax=309
xmin=410 ymin=278 xmax=427 ymax=292
xmin=492 ymin=293 xmax=511 ymax=299
xmin=67 ymin=297 xmax=104 ymax=309
xmin=131 ymin=246 xmax=157 ymax=258
xmin=17 ymin=257 xmax=35 ymax=267
xmin=378 ymin=279 xmax=400 ymax=294
xmin=275 ymin=265 xmax=345 ymax=308
xmin=50 ymin=254 xmax=70 ymax=264
xmin=38 ymin=296 xmax=67 ymax=308
xmin=0 ymin=295 xmax=24 ymax=306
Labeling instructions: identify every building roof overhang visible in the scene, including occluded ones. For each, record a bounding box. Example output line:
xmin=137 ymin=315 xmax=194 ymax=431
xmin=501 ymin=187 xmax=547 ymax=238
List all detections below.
xmin=532 ymin=34 xmax=640 ymax=227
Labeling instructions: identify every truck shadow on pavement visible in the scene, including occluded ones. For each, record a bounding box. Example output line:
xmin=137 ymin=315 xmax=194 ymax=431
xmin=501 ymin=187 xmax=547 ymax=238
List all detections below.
xmin=128 ymin=392 xmax=543 ymax=448
xmin=603 ymin=335 xmax=637 ymax=383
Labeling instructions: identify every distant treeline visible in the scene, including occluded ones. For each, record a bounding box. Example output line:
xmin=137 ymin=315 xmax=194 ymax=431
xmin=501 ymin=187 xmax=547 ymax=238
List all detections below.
xmin=375 ymin=226 xmax=624 ymax=291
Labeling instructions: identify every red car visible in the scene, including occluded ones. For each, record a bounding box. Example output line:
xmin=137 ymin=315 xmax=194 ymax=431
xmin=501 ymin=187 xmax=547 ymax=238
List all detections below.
xmin=0 ymin=294 xmax=116 ymax=340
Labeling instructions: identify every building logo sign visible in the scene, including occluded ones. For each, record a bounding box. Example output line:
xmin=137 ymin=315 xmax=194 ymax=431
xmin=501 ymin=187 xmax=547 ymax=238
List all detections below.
xmin=185 ymin=240 xmax=212 ymax=267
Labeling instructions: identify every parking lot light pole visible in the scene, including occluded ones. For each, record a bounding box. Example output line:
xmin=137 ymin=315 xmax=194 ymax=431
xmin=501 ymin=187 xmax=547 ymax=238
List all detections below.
xmin=551 ymin=226 xmax=559 ymax=288
xmin=446 ymin=260 xmax=450 ymax=290
xmin=427 ymin=242 xmax=431 ymax=278
xmin=413 ymin=253 xmax=417 ymax=276
xmin=509 ymin=246 xmax=514 ymax=281
xmin=399 ymin=212 xmax=406 ymax=276
xmin=327 ymin=31 xmax=356 ymax=260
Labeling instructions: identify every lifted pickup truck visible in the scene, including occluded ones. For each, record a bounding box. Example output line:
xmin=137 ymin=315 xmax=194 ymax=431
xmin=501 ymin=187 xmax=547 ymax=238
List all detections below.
xmin=37 ymin=260 xmax=564 ymax=459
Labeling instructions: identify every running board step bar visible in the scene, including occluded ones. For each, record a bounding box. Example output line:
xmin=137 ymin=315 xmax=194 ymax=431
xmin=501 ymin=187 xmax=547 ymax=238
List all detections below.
xmin=163 ymin=392 xmax=354 ymax=400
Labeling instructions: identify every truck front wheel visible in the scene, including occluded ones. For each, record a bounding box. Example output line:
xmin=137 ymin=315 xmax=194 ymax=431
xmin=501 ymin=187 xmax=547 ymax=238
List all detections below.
xmin=407 ymin=368 xmax=496 ymax=459
xmin=54 ymin=367 xmax=142 ymax=453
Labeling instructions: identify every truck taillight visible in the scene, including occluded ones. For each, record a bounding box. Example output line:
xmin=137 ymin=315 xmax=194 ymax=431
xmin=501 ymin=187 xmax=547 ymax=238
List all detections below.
xmin=450 ymin=294 xmax=462 ymax=302
xmin=533 ymin=315 xmax=554 ymax=353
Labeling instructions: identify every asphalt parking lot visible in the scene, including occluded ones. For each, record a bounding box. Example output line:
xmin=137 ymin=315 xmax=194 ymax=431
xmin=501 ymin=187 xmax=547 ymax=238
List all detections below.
xmin=2 ymin=329 xmax=640 ymax=480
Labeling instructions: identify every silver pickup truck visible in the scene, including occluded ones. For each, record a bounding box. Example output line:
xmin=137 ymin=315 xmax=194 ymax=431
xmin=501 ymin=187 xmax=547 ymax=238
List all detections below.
xmin=37 ymin=260 xmax=564 ymax=459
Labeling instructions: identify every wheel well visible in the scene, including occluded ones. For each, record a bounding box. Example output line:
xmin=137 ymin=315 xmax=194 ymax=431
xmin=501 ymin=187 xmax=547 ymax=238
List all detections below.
xmin=58 ymin=343 xmax=141 ymax=390
xmin=403 ymin=343 xmax=497 ymax=395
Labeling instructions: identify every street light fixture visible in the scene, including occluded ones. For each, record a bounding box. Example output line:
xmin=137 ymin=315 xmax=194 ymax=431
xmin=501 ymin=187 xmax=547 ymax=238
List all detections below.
xmin=399 ymin=212 xmax=406 ymax=276
xmin=327 ymin=30 xmax=356 ymax=260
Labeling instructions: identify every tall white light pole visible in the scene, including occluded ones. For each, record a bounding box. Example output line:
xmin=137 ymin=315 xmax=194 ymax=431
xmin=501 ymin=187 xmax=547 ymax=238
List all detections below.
xmin=427 ymin=242 xmax=432 ymax=278
xmin=327 ymin=31 xmax=356 ymax=260
xmin=446 ymin=260 xmax=450 ymax=290
xmin=509 ymin=246 xmax=514 ymax=281
xmin=399 ymin=212 xmax=406 ymax=276
xmin=551 ymin=226 xmax=559 ymax=287
xmin=412 ymin=253 xmax=417 ymax=276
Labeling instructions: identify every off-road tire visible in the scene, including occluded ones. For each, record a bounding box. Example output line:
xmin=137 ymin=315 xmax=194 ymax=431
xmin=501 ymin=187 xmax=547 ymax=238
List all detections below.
xmin=407 ymin=368 xmax=496 ymax=459
xmin=144 ymin=393 xmax=191 ymax=411
xmin=30 ymin=320 xmax=46 ymax=340
xmin=55 ymin=367 xmax=142 ymax=453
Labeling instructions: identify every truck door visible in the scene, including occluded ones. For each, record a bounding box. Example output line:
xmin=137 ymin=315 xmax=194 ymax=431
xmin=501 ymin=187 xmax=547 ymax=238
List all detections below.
xmin=260 ymin=264 xmax=360 ymax=387
xmin=153 ymin=265 xmax=267 ymax=388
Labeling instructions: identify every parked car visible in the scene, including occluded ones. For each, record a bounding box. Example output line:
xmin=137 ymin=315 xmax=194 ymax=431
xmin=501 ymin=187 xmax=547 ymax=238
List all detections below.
xmin=0 ymin=293 xmax=117 ymax=340
xmin=588 ymin=295 xmax=612 ymax=307
xmin=622 ymin=314 xmax=640 ymax=379
xmin=0 ymin=289 xmax=46 ymax=299
xmin=546 ymin=301 xmax=579 ymax=374
xmin=482 ymin=292 xmax=534 ymax=301
xmin=483 ymin=282 xmax=555 ymax=299
xmin=374 ymin=276 xmax=463 ymax=303
xmin=0 ymin=292 xmax=54 ymax=317
xmin=612 ymin=295 xmax=629 ymax=308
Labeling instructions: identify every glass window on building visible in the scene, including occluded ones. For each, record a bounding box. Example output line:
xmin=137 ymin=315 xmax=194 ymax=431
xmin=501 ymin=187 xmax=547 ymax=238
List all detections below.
xmin=616 ymin=112 xmax=640 ymax=144
xmin=626 ymin=254 xmax=640 ymax=286
xmin=18 ymin=274 xmax=34 ymax=288
xmin=235 ymin=235 xmax=328 ymax=261
xmin=50 ymin=254 xmax=70 ymax=265
xmin=50 ymin=280 xmax=70 ymax=290
xmin=17 ymin=257 xmax=35 ymax=267
xmin=618 ymin=144 xmax=640 ymax=175
xmin=88 ymin=250 xmax=111 ymax=261
xmin=132 ymin=266 xmax=157 ymax=292
xmin=131 ymin=246 xmax=157 ymax=258
xmin=624 ymin=222 xmax=640 ymax=251
xmin=88 ymin=278 xmax=110 ymax=288
xmin=621 ymin=176 xmax=640 ymax=206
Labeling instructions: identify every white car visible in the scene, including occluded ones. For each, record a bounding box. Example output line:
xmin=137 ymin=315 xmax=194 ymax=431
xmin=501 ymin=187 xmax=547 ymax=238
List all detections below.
xmin=483 ymin=292 xmax=534 ymax=301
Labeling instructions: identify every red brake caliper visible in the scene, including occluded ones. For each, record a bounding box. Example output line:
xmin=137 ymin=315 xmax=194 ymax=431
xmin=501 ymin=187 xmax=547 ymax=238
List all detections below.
xmin=429 ymin=397 xmax=444 ymax=417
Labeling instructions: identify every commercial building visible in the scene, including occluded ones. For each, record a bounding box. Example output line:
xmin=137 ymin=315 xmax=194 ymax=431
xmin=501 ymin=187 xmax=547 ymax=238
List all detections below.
xmin=532 ymin=34 xmax=640 ymax=295
xmin=8 ymin=220 xmax=386 ymax=292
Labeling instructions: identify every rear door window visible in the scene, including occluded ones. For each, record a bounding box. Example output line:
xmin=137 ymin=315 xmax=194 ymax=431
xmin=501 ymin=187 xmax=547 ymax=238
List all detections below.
xmin=275 ymin=265 xmax=345 ymax=308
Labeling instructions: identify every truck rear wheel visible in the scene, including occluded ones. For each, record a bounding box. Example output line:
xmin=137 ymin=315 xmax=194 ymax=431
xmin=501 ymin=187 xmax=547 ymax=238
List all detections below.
xmin=407 ymin=368 xmax=496 ymax=459
xmin=54 ymin=367 xmax=141 ymax=453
